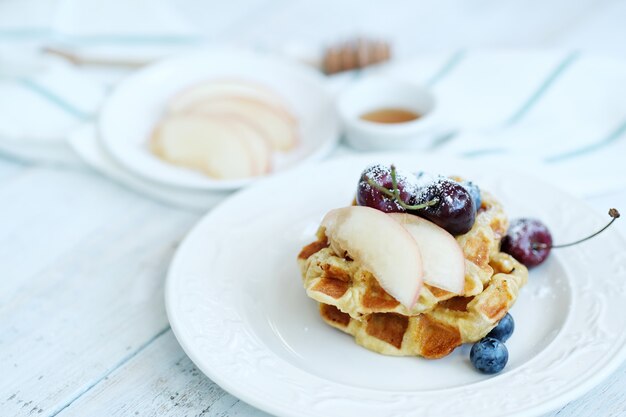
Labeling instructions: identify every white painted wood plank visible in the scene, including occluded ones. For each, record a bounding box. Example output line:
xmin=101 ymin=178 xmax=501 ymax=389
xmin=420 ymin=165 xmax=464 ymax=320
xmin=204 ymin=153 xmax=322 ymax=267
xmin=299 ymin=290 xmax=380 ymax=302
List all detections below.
xmin=0 ymin=168 xmax=188 ymax=304
xmin=0 ymin=167 xmax=198 ymax=417
xmin=57 ymin=330 xmax=271 ymax=417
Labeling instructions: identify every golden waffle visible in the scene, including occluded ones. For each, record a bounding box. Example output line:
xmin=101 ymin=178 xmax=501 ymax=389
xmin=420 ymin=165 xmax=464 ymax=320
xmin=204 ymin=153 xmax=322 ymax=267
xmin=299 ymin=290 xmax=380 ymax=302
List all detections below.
xmin=319 ymin=252 xmax=527 ymax=358
xmin=297 ymin=189 xmax=528 ymax=359
xmin=297 ymin=191 xmax=510 ymax=319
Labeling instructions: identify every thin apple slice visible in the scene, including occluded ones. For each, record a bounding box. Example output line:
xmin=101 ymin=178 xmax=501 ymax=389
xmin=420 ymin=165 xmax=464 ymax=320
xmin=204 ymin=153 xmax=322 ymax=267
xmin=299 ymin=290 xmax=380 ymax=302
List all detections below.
xmin=168 ymin=80 xmax=289 ymax=113
xmin=321 ymin=206 xmax=423 ymax=307
xmin=227 ymin=118 xmax=272 ymax=175
xmin=151 ymin=115 xmax=255 ymax=179
xmin=189 ymin=97 xmax=298 ymax=151
xmin=389 ymin=213 xmax=466 ymax=294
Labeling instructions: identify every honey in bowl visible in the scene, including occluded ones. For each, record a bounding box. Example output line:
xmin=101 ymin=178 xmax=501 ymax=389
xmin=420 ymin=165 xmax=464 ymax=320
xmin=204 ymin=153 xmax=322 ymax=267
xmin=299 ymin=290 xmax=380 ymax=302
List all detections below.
xmin=360 ymin=108 xmax=421 ymax=124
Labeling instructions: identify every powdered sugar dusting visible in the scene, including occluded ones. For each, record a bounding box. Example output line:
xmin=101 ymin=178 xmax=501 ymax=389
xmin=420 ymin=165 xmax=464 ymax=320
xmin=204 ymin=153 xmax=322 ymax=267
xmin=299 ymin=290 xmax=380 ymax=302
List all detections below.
xmin=359 ymin=164 xmax=480 ymax=213
xmin=413 ymin=172 xmax=450 ymax=203
xmin=359 ymin=164 xmax=421 ymax=209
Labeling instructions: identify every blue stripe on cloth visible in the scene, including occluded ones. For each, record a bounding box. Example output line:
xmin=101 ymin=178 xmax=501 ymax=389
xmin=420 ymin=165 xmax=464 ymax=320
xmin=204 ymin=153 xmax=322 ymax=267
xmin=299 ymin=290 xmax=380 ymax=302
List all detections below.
xmin=504 ymin=51 xmax=580 ymax=126
xmin=54 ymin=34 xmax=201 ymax=44
xmin=545 ymin=118 xmax=626 ymax=163
xmin=425 ymin=49 xmax=466 ymax=87
xmin=461 ymin=148 xmax=507 ymax=158
xmin=0 ymin=28 xmax=51 ymax=38
xmin=19 ymin=79 xmax=91 ymax=120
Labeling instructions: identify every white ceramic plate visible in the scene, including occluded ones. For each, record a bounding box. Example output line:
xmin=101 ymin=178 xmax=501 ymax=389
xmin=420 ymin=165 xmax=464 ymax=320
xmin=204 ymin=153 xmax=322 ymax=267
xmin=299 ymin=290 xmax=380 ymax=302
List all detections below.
xmin=99 ymin=47 xmax=340 ymax=190
xmin=165 ymin=154 xmax=626 ymax=417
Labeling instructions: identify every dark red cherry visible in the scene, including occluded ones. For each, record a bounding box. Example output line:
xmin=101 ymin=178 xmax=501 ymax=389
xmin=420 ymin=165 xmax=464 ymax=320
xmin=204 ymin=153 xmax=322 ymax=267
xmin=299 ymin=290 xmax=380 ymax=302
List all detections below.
xmin=501 ymin=218 xmax=552 ymax=267
xmin=410 ymin=178 xmax=476 ymax=235
xmin=356 ymin=164 xmax=416 ymax=213
xmin=502 ymin=209 xmax=621 ymax=268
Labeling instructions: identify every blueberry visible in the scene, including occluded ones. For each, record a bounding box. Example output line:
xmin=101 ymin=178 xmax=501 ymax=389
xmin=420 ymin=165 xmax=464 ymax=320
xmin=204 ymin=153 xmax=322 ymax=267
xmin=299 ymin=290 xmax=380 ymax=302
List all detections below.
xmin=461 ymin=181 xmax=482 ymax=211
xmin=470 ymin=337 xmax=508 ymax=374
xmin=487 ymin=313 xmax=514 ymax=342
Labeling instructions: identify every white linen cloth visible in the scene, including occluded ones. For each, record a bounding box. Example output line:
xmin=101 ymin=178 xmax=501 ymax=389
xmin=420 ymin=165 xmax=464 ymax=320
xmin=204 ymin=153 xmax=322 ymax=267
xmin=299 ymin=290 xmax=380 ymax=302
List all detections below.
xmin=1 ymin=0 xmax=625 ymax=209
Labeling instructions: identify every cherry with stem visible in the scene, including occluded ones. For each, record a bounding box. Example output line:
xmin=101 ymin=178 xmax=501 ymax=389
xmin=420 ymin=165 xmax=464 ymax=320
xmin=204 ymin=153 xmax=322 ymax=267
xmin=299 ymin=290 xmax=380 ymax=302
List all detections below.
xmin=533 ymin=208 xmax=621 ymax=250
xmin=503 ymin=208 xmax=621 ymax=267
xmin=365 ymin=165 xmax=440 ymax=211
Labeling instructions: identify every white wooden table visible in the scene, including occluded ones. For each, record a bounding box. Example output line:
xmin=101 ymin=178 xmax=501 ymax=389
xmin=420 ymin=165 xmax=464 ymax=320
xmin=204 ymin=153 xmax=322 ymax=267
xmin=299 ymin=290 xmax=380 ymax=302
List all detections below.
xmin=2 ymin=1 xmax=626 ymax=416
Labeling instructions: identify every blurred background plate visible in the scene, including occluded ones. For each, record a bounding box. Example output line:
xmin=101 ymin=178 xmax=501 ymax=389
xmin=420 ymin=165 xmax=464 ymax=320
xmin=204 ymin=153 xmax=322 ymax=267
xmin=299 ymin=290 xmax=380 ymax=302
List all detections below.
xmin=98 ymin=47 xmax=340 ymax=190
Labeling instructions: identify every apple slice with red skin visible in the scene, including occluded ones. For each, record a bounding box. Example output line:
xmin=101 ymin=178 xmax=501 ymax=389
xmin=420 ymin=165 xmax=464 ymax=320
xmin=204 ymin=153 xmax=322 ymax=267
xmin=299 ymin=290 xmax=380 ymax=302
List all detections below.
xmin=389 ymin=213 xmax=466 ymax=294
xmin=321 ymin=206 xmax=424 ymax=308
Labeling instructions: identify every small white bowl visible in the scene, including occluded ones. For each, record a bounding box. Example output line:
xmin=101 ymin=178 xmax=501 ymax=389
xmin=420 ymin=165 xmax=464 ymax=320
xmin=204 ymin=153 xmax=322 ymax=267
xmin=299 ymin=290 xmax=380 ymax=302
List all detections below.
xmin=337 ymin=77 xmax=452 ymax=151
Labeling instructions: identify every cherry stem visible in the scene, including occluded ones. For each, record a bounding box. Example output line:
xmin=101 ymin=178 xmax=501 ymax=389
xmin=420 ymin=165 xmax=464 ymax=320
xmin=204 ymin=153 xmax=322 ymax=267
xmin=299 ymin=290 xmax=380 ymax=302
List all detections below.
xmin=533 ymin=208 xmax=621 ymax=250
xmin=365 ymin=165 xmax=439 ymax=211
xmin=390 ymin=164 xmax=401 ymax=202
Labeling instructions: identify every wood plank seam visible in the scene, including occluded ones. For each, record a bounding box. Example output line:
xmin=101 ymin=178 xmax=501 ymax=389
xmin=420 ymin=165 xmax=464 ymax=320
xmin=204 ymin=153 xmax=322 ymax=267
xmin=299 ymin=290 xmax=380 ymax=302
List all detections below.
xmin=50 ymin=325 xmax=171 ymax=417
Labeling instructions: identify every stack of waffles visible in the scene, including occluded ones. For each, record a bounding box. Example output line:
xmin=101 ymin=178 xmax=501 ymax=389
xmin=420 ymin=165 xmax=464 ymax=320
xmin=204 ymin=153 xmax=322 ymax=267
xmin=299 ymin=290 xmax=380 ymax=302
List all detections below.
xmin=297 ymin=190 xmax=528 ymax=359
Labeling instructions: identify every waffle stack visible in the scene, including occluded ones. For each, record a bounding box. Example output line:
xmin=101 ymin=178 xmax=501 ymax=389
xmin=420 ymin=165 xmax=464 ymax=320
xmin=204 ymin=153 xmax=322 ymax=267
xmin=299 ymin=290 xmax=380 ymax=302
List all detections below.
xmin=297 ymin=191 xmax=528 ymax=359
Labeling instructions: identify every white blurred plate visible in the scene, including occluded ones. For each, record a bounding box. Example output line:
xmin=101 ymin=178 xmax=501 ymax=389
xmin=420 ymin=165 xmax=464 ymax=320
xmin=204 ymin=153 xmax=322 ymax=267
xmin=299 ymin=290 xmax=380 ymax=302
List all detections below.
xmin=165 ymin=153 xmax=626 ymax=417
xmin=99 ymin=47 xmax=340 ymax=190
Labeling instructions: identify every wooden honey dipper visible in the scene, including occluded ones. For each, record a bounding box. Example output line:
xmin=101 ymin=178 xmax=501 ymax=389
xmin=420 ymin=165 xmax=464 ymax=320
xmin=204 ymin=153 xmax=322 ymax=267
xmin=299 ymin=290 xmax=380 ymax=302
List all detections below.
xmin=322 ymin=37 xmax=392 ymax=75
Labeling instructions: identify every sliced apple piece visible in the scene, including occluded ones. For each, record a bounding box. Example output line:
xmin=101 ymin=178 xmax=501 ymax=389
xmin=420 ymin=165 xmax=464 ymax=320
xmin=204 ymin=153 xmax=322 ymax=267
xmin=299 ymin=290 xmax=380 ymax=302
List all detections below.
xmin=227 ymin=118 xmax=272 ymax=175
xmin=321 ymin=206 xmax=423 ymax=307
xmin=389 ymin=213 xmax=465 ymax=294
xmin=151 ymin=115 xmax=255 ymax=179
xmin=168 ymin=80 xmax=289 ymax=113
xmin=189 ymin=97 xmax=298 ymax=151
